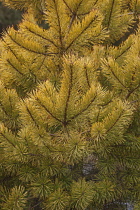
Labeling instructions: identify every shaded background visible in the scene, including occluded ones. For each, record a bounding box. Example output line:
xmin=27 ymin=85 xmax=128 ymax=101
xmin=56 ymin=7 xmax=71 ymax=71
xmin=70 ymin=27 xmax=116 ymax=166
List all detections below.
xmin=0 ymin=1 xmax=49 ymax=36
xmin=0 ymin=2 xmax=22 ymax=36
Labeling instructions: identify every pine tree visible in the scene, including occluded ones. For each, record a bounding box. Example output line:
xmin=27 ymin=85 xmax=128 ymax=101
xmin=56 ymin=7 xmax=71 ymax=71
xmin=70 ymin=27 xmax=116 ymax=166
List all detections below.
xmin=0 ymin=0 xmax=140 ymax=209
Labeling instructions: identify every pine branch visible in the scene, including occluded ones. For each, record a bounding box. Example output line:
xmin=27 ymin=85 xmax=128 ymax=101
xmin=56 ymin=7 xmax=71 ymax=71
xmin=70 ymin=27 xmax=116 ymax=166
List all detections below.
xmin=0 ymin=132 xmax=16 ymax=148
xmin=107 ymin=0 xmax=115 ymax=29
xmin=67 ymin=93 xmax=97 ymax=123
xmin=52 ymin=0 xmax=63 ymax=48
xmin=7 ymin=59 xmax=24 ymax=76
xmin=105 ymin=110 xmax=124 ymax=133
xmin=85 ymin=66 xmax=90 ymax=88
xmin=2 ymin=37 xmax=24 ymax=65
xmin=36 ymin=97 xmax=62 ymax=123
xmin=62 ymin=0 xmax=73 ymax=13
xmin=66 ymin=13 xmax=99 ymax=50
xmin=35 ymin=55 xmax=46 ymax=73
xmin=115 ymin=46 xmax=131 ymax=60
xmin=7 ymin=95 xmax=13 ymax=114
xmin=93 ymin=0 xmax=99 ymax=6
xmin=5 ymin=29 xmax=58 ymax=56
xmin=68 ymin=14 xmax=77 ymax=32
xmin=6 ymin=29 xmax=47 ymax=56
xmin=63 ymin=64 xmax=73 ymax=125
xmin=66 ymin=0 xmax=84 ymax=31
xmin=126 ymin=84 xmax=140 ymax=99
xmin=23 ymin=102 xmax=39 ymax=128
xmin=23 ymin=24 xmax=58 ymax=48
xmin=108 ymin=62 xmax=126 ymax=88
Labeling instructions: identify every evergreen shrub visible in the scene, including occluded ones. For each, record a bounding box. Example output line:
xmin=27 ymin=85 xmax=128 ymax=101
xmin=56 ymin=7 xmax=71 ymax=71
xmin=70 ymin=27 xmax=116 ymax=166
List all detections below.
xmin=0 ymin=0 xmax=140 ymax=209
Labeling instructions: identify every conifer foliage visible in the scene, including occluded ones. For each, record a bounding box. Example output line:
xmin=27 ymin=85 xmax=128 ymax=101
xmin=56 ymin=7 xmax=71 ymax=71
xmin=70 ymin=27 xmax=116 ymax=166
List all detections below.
xmin=0 ymin=0 xmax=140 ymax=209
